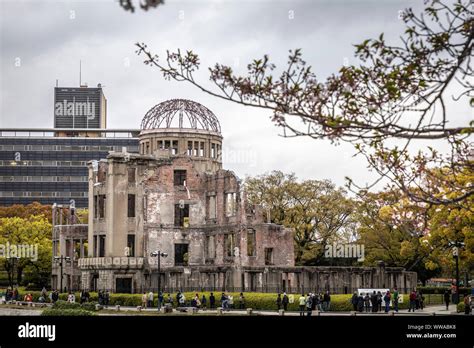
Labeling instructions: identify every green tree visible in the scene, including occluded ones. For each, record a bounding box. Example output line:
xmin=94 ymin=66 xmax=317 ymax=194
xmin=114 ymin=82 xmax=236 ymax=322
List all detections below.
xmin=0 ymin=216 xmax=52 ymax=288
xmin=136 ymin=0 xmax=473 ymax=207
xmin=245 ymin=171 xmax=356 ymax=265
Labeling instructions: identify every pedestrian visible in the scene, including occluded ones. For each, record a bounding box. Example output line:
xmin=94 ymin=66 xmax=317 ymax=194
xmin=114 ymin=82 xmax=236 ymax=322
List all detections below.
xmin=393 ymin=288 xmax=399 ymax=313
xmin=228 ymin=295 xmax=234 ymax=309
xmin=444 ymin=290 xmax=451 ymax=311
xmin=167 ymin=293 xmax=173 ymax=306
xmin=276 ymin=293 xmax=282 ymax=310
xmin=357 ymin=294 xmax=364 ymax=312
xmin=220 ymin=292 xmax=227 ymax=309
xmin=67 ymin=292 xmax=75 ymax=303
xmin=371 ymin=291 xmax=378 ymax=313
xmin=323 ymin=291 xmax=331 ymax=311
xmin=418 ymin=291 xmax=424 ymax=310
xmin=104 ymin=290 xmax=110 ymax=308
xmin=41 ymin=287 xmax=48 ymax=300
xmin=80 ymin=289 xmax=90 ymax=304
xmin=142 ymin=292 xmax=148 ymax=308
xmin=464 ymin=295 xmax=471 ymax=315
xmin=209 ymin=292 xmax=215 ymax=309
xmin=239 ymin=292 xmax=245 ymax=310
xmin=299 ymin=293 xmax=306 ymax=316
xmin=24 ymin=293 xmax=33 ymax=302
xmin=176 ymin=291 xmax=182 ymax=305
xmin=194 ymin=293 xmax=201 ymax=308
xmin=305 ymin=294 xmax=313 ymax=316
xmin=282 ymin=292 xmax=289 ymax=311
xmin=157 ymin=291 xmax=164 ymax=311
xmin=408 ymin=290 xmax=417 ymax=312
xmin=415 ymin=290 xmax=420 ymax=310
xmin=148 ymin=290 xmax=154 ymax=308
xmin=383 ymin=291 xmax=391 ymax=313
xmin=351 ymin=291 xmax=358 ymax=311
xmin=364 ymin=293 xmax=370 ymax=312
xmin=179 ymin=292 xmax=186 ymax=307
xmin=376 ymin=291 xmax=382 ymax=312
xmin=52 ymin=290 xmax=59 ymax=304
xmin=201 ymin=294 xmax=207 ymax=310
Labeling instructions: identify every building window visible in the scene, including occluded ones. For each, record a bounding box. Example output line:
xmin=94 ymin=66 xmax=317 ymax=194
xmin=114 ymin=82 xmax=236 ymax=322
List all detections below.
xmin=175 ymin=243 xmax=189 ymax=266
xmin=211 ymin=143 xmax=216 ymax=158
xmin=206 ymin=235 xmax=216 ymax=259
xmin=174 ymin=170 xmax=187 ymax=186
xmin=93 ymin=236 xmax=97 ymax=257
xmin=174 ymin=203 xmax=189 ymax=227
xmin=225 ymin=192 xmax=237 ymax=217
xmin=98 ymin=195 xmax=106 ymax=218
xmin=128 ymin=168 xmax=136 ymax=183
xmin=171 ymin=140 xmax=178 ymax=155
xmin=127 ymin=234 xmax=135 ymax=257
xmin=128 ymin=194 xmax=136 ymax=218
xmin=99 ymin=235 xmax=106 ymax=257
xmin=93 ymin=195 xmax=98 ymax=218
xmin=207 ymin=195 xmax=216 ymax=219
xmin=187 ymin=141 xmax=193 ymax=156
xmin=247 ymin=229 xmax=256 ymax=257
xmin=145 ymin=142 xmax=150 ymax=154
xmin=199 ymin=142 xmax=204 ymax=157
xmin=264 ymin=248 xmax=273 ymax=265
xmin=224 ymin=233 xmax=235 ymax=257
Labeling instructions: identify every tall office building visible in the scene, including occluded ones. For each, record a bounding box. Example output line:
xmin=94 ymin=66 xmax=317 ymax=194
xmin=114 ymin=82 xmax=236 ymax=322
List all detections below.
xmin=0 ymin=84 xmax=139 ymax=207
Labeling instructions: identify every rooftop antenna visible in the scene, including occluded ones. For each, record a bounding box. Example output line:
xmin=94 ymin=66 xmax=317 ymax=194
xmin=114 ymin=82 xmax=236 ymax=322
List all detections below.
xmin=79 ymin=60 xmax=82 ymax=87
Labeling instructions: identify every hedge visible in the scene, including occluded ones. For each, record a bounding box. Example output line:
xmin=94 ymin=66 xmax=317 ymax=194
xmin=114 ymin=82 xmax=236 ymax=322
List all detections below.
xmin=13 ymin=291 xmax=447 ymax=311
xmin=41 ymin=308 xmax=97 ymax=316
xmin=52 ymin=300 xmax=101 ymax=312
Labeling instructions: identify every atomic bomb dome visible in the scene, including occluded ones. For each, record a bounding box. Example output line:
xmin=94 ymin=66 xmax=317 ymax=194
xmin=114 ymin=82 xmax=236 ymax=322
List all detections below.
xmin=138 ymin=99 xmax=223 ymax=172
xmin=140 ymin=99 xmax=221 ymax=133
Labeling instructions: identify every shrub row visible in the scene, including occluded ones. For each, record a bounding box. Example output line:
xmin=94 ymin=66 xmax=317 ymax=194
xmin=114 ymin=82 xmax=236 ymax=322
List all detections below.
xmin=16 ymin=291 xmax=446 ymax=311
xmin=41 ymin=308 xmax=96 ymax=316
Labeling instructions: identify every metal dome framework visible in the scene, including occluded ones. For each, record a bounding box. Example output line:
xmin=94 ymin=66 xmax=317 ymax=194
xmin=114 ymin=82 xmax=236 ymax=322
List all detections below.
xmin=141 ymin=99 xmax=221 ymax=133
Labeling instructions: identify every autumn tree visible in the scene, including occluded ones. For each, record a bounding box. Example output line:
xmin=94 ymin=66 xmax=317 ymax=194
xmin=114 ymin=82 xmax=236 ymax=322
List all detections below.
xmin=245 ymin=171 xmax=356 ymax=265
xmin=136 ymin=0 xmax=473 ymax=207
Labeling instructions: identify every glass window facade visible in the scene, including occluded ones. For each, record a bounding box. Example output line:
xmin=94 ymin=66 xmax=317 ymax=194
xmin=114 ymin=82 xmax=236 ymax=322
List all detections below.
xmin=0 ymin=134 xmax=139 ymax=207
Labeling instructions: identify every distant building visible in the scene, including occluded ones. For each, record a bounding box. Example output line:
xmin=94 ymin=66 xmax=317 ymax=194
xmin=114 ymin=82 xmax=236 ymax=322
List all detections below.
xmin=0 ymin=84 xmax=139 ymax=207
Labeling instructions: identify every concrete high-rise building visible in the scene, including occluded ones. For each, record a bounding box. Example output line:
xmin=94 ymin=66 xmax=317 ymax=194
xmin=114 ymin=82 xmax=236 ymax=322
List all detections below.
xmin=0 ymin=84 xmax=139 ymax=207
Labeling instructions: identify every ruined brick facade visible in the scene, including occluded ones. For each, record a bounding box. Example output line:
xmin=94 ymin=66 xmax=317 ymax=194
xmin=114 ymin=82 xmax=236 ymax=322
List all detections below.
xmin=74 ymin=99 xmax=417 ymax=293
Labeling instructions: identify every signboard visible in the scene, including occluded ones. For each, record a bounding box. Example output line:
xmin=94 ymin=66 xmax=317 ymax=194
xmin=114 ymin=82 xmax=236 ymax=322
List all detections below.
xmin=54 ymin=87 xmax=104 ymax=128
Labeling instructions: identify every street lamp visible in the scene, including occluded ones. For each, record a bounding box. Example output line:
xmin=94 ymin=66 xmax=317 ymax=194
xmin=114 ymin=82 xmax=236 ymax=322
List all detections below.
xmin=448 ymin=241 xmax=465 ymax=304
xmin=54 ymin=256 xmax=71 ymax=293
xmin=150 ymin=250 xmax=168 ymax=295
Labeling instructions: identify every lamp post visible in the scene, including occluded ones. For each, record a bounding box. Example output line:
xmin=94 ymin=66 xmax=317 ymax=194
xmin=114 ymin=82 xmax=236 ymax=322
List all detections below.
xmin=54 ymin=256 xmax=71 ymax=293
xmin=150 ymin=250 xmax=168 ymax=295
xmin=449 ymin=241 xmax=465 ymax=305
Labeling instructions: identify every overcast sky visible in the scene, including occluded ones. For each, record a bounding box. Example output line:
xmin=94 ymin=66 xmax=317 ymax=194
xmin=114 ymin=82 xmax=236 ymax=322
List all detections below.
xmin=1 ymin=0 xmax=467 ymax=189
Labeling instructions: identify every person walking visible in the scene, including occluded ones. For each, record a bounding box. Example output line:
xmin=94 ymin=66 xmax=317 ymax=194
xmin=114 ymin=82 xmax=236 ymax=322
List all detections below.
xmin=201 ymin=294 xmax=207 ymax=310
xmin=141 ymin=292 xmax=148 ymax=309
xmin=371 ymin=291 xmax=378 ymax=313
xmin=418 ymin=291 xmax=424 ymax=310
xmin=276 ymin=293 xmax=282 ymax=310
xmin=67 ymin=292 xmax=75 ymax=303
xmin=305 ymin=294 xmax=313 ymax=316
xmin=351 ymin=291 xmax=358 ymax=311
xmin=408 ymin=290 xmax=417 ymax=312
xmin=157 ymin=291 xmax=164 ymax=311
xmin=323 ymin=291 xmax=331 ymax=311
xmin=383 ymin=291 xmax=391 ymax=313
xmin=148 ymin=291 xmax=154 ymax=308
xmin=444 ymin=290 xmax=451 ymax=311
xmin=209 ymin=292 xmax=215 ymax=309
xmin=282 ymin=292 xmax=289 ymax=311
xmin=392 ymin=288 xmax=399 ymax=313
xmin=376 ymin=291 xmax=383 ymax=312
xmin=299 ymin=293 xmax=306 ymax=316
xmin=364 ymin=293 xmax=370 ymax=312
xmin=239 ymin=293 xmax=245 ymax=310
xmin=464 ymin=295 xmax=471 ymax=315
